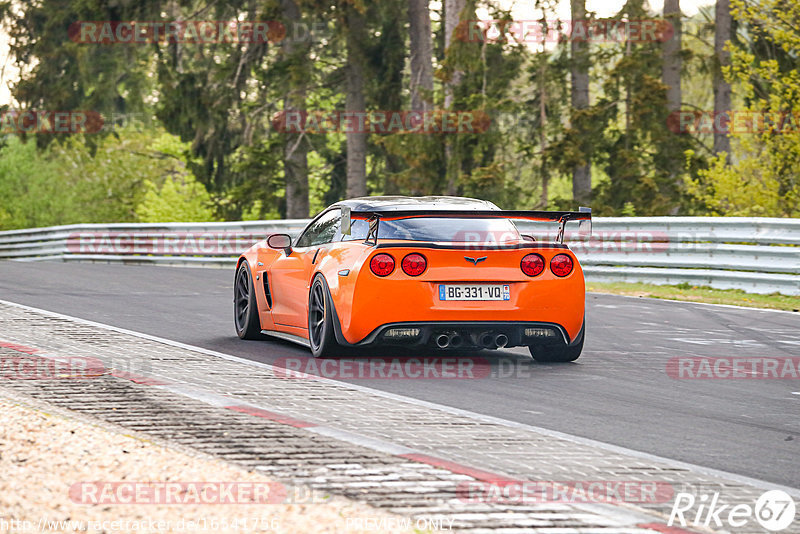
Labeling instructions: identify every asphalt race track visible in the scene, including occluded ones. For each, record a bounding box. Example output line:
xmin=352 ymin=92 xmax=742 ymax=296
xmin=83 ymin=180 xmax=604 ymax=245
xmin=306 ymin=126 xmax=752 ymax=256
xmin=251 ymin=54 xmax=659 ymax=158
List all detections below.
xmin=0 ymin=261 xmax=797 ymax=489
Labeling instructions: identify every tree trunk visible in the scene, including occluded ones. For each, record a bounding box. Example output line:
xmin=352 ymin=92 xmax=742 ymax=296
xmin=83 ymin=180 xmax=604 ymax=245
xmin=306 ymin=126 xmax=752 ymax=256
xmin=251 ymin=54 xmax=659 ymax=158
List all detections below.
xmin=662 ymin=0 xmax=682 ymax=212
xmin=713 ymin=0 xmax=732 ymax=159
xmin=570 ymin=0 xmax=591 ymax=204
xmin=444 ymin=0 xmax=466 ymax=195
xmin=538 ymin=46 xmax=549 ymax=208
xmin=283 ymin=98 xmax=309 ymax=218
xmin=443 ymin=0 xmax=465 ymax=110
xmin=281 ymin=0 xmax=309 ymax=218
xmin=662 ymin=0 xmax=681 ymax=113
xmin=409 ymin=0 xmax=434 ymax=112
xmin=345 ymin=5 xmax=367 ymax=198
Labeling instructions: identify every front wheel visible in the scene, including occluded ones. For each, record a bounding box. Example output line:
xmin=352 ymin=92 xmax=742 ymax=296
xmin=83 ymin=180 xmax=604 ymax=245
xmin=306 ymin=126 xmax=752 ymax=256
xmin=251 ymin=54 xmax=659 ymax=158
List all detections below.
xmin=308 ymin=275 xmax=341 ymax=358
xmin=529 ymin=324 xmax=584 ymax=362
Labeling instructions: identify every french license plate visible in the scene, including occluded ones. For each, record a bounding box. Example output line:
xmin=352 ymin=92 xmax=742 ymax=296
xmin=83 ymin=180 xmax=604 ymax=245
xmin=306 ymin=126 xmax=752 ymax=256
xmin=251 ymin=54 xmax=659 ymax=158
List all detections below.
xmin=439 ymin=284 xmax=510 ymax=301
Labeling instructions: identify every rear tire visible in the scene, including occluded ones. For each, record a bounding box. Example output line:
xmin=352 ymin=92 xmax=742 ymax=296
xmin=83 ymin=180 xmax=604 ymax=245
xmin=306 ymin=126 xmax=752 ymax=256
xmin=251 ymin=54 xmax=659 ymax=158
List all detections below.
xmin=234 ymin=261 xmax=263 ymax=340
xmin=529 ymin=324 xmax=584 ymax=362
xmin=308 ymin=275 xmax=341 ymax=358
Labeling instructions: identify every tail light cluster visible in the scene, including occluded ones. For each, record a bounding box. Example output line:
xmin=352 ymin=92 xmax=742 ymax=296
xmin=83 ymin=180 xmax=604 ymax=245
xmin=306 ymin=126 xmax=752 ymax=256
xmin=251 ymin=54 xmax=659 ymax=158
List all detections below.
xmin=370 ymin=253 xmax=395 ymax=276
xmin=401 ymin=253 xmax=427 ymax=276
xmin=549 ymin=254 xmax=574 ymax=277
xmin=521 ymin=253 xmax=574 ymax=277
xmin=520 ymin=253 xmax=544 ymax=277
xmin=370 ymin=253 xmax=428 ymax=277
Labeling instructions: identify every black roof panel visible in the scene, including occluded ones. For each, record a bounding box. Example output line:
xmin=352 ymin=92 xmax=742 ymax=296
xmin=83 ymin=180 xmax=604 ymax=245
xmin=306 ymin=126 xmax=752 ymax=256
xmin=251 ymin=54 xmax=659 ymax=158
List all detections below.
xmin=331 ymin=196 xmax=500 ymax=212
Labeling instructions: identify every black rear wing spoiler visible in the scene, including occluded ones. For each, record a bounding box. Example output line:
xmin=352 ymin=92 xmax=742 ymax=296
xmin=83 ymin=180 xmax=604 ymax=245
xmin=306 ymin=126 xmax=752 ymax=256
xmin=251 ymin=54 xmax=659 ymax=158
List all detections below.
xmin=341 ymin=206 xmax=592 ymax=245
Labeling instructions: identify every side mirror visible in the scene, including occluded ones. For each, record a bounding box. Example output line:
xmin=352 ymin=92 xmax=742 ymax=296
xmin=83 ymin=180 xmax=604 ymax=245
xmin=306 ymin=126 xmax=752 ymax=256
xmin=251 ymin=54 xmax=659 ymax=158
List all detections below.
xmin=267 ymin=234 xmax=292 ymax=254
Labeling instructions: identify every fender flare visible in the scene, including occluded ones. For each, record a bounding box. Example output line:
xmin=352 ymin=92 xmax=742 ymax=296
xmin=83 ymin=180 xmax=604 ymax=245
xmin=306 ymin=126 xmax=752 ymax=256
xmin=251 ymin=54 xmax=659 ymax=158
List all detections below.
xmin=568 ymin=317 xmax=585 ymax=347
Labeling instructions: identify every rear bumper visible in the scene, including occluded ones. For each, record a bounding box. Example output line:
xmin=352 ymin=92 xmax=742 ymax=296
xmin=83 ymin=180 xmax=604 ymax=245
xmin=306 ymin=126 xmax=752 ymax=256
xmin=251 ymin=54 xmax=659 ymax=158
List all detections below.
xmin=331 ymin=318 xmax=583 ymax=350
xmin=332 ymin=265 xmax=585 ymax=344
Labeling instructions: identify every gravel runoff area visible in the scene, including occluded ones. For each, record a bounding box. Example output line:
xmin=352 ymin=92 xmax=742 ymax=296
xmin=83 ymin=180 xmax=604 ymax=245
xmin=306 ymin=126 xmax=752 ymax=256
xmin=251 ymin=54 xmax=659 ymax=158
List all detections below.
xmin=0 ymin=391 xmax=424 ymax=534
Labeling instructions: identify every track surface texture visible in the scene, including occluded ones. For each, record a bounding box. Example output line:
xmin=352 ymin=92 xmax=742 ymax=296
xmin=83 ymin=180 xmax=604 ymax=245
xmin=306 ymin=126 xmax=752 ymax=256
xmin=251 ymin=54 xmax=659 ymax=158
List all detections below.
xmin=0 ymin=260 xmax=797 ymax=492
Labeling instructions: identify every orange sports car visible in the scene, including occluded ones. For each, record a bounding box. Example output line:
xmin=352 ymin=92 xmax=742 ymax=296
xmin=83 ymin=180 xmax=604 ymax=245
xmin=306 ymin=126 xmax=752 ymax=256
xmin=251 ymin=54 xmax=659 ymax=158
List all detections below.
xmin=234 ymin=196 xmax=591 ymax=361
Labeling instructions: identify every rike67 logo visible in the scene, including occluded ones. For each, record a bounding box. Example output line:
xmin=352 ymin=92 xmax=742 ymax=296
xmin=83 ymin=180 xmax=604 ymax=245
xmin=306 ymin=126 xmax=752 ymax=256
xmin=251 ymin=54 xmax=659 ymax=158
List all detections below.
xmin=669 ymin=490 xmax=796 ymax=531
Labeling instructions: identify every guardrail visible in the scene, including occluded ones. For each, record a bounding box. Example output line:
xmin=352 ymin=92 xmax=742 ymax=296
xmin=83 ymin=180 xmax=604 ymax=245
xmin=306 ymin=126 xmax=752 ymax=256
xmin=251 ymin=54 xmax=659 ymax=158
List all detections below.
xmin=0 ymin=217 xmax=798 ymax=295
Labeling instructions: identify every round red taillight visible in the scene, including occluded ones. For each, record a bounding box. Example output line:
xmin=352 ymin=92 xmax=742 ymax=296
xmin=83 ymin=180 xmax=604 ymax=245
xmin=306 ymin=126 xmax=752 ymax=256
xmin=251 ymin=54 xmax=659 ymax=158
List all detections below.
xmin=370 ymin=253 xmax=395 ymax=276
xmin=520 ymin=253 xmax=545 ymax=277
xmin=402 ymin=253 xmax=427 ymax=276
xmin=550 ymin=254 xmax=574 ymax=277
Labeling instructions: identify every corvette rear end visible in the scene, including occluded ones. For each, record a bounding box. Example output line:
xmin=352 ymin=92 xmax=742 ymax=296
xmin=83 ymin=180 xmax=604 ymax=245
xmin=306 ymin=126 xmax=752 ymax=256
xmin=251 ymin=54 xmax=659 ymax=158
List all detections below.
xmin=332 ymin=243 xmax=585 ymax=354
xmin=235 ymin=196 xmax=590 ymax=362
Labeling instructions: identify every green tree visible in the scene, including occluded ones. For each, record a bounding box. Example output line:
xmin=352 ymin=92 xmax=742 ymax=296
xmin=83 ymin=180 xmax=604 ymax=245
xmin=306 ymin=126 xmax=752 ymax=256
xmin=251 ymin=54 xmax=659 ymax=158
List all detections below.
xmin=687 ymin=0 xmax=800 ymax=217
xmin=550 ymin=0 xmax=701 ymax=215
xmin=0 ymin=0 xmax=156 ymax=150
xmin=137 ymin=176 xmax=217 ymax=222
xmin=0 ymin=127 xmax=201 ymax=229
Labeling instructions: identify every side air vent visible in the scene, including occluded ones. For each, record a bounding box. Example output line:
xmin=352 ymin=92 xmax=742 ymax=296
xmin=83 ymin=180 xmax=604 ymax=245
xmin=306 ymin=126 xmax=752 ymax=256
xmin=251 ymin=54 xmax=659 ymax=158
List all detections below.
xmin=263 ymin=275 xmax=273 ymax=309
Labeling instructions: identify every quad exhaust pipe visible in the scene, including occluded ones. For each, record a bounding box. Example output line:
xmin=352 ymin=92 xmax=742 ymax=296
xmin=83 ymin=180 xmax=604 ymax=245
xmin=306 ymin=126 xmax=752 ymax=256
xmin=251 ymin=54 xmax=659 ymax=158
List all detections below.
xmin=438 ymin=331 xmax=509 ymax=349
xmin=478 ymin=332 xmax=494 ymax=348
xmin=435 ymin=333 xmax=464 ymax=349
xmin=475 ymin=332 xmax=509 ymax=349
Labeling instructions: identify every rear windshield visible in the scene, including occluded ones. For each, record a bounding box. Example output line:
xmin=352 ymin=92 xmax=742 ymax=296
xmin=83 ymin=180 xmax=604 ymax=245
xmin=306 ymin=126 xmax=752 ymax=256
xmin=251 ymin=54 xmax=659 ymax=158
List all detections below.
xmin=344 ymin=217 xmax=521 ymax=243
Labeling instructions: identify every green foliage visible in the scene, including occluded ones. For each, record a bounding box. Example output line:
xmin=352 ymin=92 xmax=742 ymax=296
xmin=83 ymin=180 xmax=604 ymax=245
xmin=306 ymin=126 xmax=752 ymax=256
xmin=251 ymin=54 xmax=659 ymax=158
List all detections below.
xmin=133 ymin=125 xmax=218 ymax=224
xmin=686 ymin=0 xmax=800 ymax=217
xmin=549 ymin=0 xmax=703 ymax=215
xmin=3 ymin=0 xmax=794 ymax=221
xmin=0 ymin=128 xmax=213 ymax=230
xmin=137 ymin=176 xmax=217 ymax=223
xmin=687 ymin=147 xmax=786 ymax=216
xmin=153 ymin=1 xmax=277 ymax=203
xmin=379 ymin=0 xmax=528 ymax=208
xmin=0 ymin=136 xmax=75 ymax=229
xmin=227 ymin=137 xmax=286 ymax=219
xmin=620 ymin=202 xmax=637 ymax=216
xmin=0 ymin=0 xmax=157 ymax=151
